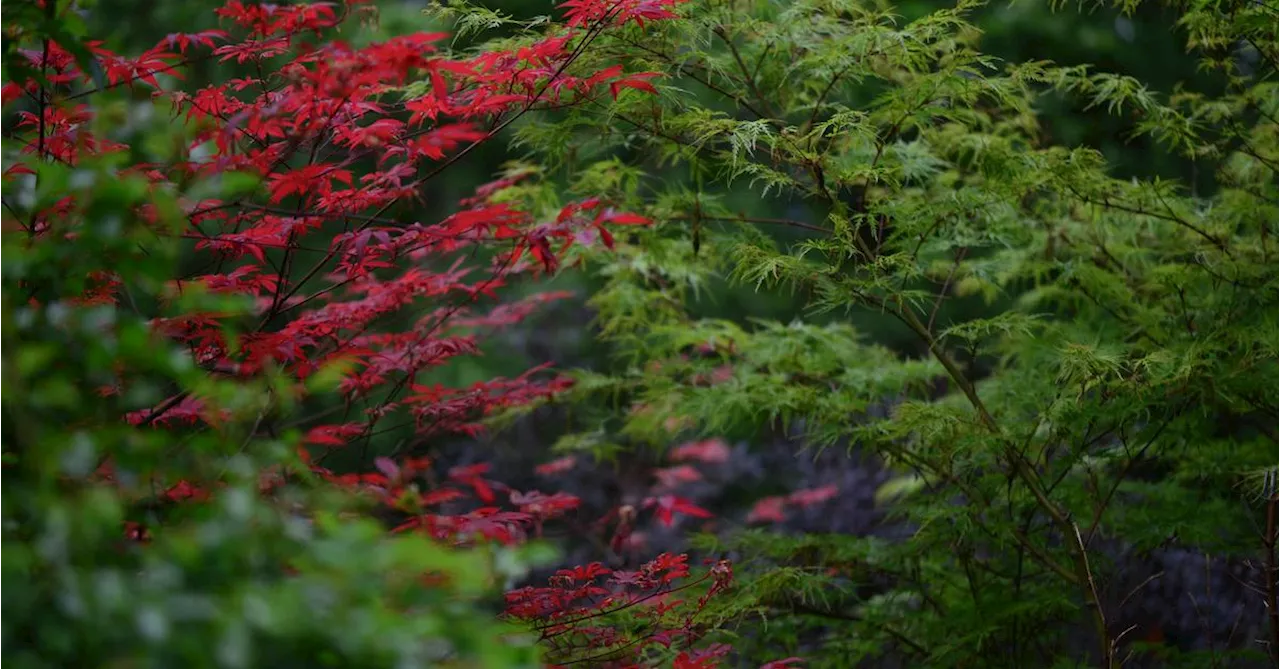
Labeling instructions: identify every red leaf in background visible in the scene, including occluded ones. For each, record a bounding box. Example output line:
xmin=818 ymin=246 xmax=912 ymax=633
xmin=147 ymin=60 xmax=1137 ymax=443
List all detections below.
xmin=373 ymin=457 xmax=401 ymax=483
xmin=669 ymin=438 xmax=731 ymax=464
xmin=457 ymin=508 xmax=531 ymax=544
xmin=788 ymin=484 xmax=838 ymax=507
xmin=535 ymin=456 xmax=577 ymax=476
xmin=401 ymin=456 xmax=433 ymax=475
xmin=510 ymin=490 xmax=580 ymax=519
xmin=164 ymin=480 xmax=209 ymax=502
xmin=597 ymin=210 xmax=651 ymax=226
xmin=419 ymin=489 xmax=466 ymax=507
xmin=2 ymin=82 xmax=25 ymax=106
xmin=643 ymin=495 xmax=713 ymax=527
xmin=123 ymin=521 xmax=152 ymax=543
xmin=303 ymin=423 xmax=366 ymax=446
xmin=746 ymin=496 xmax=788 ymax=524
xmin=652 ymin=464 xmax=702 ymax=490
xmin=449 ymin=463 xmax=498 ymax=503
xmin=449 ymin=463 xmax=490 ymax=479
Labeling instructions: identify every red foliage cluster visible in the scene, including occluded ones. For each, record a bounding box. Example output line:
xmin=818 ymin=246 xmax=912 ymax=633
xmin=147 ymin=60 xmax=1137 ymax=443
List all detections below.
xmin=505 ymin=553 xmax=735 ymax=667
xmin=4 ymin=0 xmax=813 ymax=666
xmin=746 ymin=485 xmax=840 ymax=525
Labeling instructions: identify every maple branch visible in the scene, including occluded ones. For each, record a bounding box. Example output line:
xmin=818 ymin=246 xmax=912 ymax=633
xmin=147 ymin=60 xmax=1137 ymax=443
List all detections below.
xmin=530 ymin=573 xmax=712 ymax=633
xmin=926 ymin=246 xmax=967 ymax=336
xmin=33 ymin=0 xmax=54 ymax=240
xmin=261 ymin=93 xmax=355 ymax=327
xmin=64 ymin=54 xmax=210 ymax=101
xmin=666 ymin=213 xmax=830 ymax=235
xmin=714 ymin=25 xmax=780 ymax=120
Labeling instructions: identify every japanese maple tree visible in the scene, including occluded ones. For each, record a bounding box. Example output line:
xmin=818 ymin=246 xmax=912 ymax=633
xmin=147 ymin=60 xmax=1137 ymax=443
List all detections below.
xmin=506 ymin=0 xmax=1277 ymax=666
xmin=0 ymin=0 xmax=754 ymax=666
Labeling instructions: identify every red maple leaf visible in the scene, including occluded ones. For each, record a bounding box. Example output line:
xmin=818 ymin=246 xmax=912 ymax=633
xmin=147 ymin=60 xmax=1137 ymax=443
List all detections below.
xmin=788 ymin=484 xmax=839 ymax=507
xmin=669 ymin=438 xmax=732 ymax=464
xmin=643 ymin=495 xmax=713 ymax=527
xmin=746 ymin=496 xmax=788 ymax=524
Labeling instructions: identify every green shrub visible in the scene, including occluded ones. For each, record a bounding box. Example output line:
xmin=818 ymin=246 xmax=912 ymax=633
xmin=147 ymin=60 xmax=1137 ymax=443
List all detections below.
xmin=507 ymin=0 xmax=1279 ymax=665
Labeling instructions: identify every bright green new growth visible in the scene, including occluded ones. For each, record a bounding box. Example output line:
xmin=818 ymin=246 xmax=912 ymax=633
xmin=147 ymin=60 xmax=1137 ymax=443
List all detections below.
xmin=487 ymin=0 xmax=1277 ymax=665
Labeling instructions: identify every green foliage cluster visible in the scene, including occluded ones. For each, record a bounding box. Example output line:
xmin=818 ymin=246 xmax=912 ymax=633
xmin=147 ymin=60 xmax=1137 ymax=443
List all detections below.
xmin=489 ymin=0 xmax=1279 ymax=665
